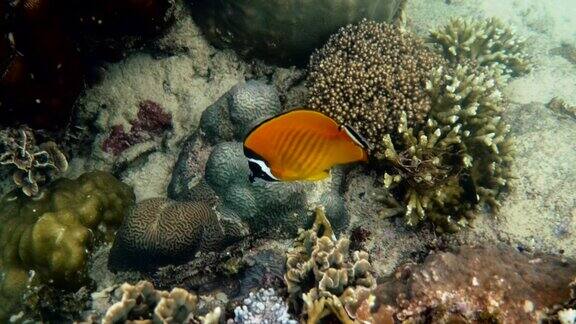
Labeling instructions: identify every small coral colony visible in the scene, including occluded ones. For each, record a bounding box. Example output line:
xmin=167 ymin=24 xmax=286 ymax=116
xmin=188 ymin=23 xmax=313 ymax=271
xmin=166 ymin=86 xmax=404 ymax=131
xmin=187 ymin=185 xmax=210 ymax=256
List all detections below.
xmin=1 ymin=0 xmax=571 ymax=323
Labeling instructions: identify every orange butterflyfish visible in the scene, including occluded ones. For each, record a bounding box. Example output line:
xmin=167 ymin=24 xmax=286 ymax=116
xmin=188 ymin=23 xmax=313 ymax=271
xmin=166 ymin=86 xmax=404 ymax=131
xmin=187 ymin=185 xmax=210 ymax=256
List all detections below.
xmin=243 ymin=109 xmax=370 ymax=182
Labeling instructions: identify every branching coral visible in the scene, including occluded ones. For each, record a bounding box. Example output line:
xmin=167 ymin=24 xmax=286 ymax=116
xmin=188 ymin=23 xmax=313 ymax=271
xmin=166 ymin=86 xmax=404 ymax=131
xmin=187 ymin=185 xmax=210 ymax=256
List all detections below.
xmin=430 ymin=17 xmax=531 ymax=77
xmin=284 ymin=208 xmax=376 ymax=323
xmin=0 ymin=127 xmax=68 ymax=196
xmin=307 ymin=19 xmax=445 ymax=155
xmin=377 ymin=64 xmax=514 ymax=232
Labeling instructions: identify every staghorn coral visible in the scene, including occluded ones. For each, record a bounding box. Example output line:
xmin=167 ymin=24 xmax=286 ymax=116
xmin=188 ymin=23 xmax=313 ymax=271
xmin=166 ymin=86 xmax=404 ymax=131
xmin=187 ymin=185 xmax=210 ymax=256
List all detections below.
xmin=0 ymin=127 xmax=68 ymax=196
xmin=99 ymin=280 xmax=222 ymax=324
xmin=0 ymin=171 xmax=134 ymax=321
xmin=169 ymin=80 xmax=349 ymax=238
xmin=307 ymin=19 xmax=445 ymax=156
xmin=363 ymin=244 xmax=576 ymax=322
xmin=233 ymin=288 xmax=297 ymax=324
xmin=191 ymin=0 xmax=404 ymax=67
xmin=430 ymin=17 xmax=531 ymax=77
xmin=377 ymin=64 xmax=514 ymax=232
xmin=108 ymin=197 xmax=248 ymax=271
xmin=285 ymin=208 xmax=376 ymax=324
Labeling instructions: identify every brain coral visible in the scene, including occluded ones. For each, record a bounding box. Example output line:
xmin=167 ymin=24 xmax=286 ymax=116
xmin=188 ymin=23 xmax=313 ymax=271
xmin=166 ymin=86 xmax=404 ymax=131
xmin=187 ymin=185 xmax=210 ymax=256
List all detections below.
xmin=108 ymin=197 xmax=248 ymax=271
xmin=0 ymin=171 xmax=134 ymax=321
xmin=307 ymin=19 xmax=445 ymax=156
xmin=191 ymin=0 xmax=405 ymax=66
xmin=169 ymin=80 xmax=349 ymax=240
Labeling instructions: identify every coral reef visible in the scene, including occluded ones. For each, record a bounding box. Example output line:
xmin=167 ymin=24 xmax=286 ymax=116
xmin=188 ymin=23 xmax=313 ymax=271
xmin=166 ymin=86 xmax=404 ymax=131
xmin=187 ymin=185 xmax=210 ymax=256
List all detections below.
xmin=377 ymin=63 xmax=514 ymax=232
xmin=98 ymin=280 xmax=221 ymax=324
xmin=430 ymin=17 xmax=531 ymax=77
xmin=547 ymin=97 xmax=576 ymax=120
xmin=0 ymin=0 xmax=174 ymax=129
xmin=307 ymin=19 xmax=445 ymax=156
xmin=0 ymin=171 xmax=134 ymax=321
xmin=233 ymin=288 xmax=297 ymax=324
xmin=102 ymin=100 xmax=173 ymax=156
xmin=169 ymin=80 xmax=349 ymax=237
xmin=285 ymin=208 xmax=376 ymax=323
xmin=191 ymin=0 xmax=404 ymax=67
xmin=108 ymin=197 xmax=247 ymax=271
xmin=362 ymin=244 xmax=576 ymax=322
xmin=0 ymin=127 xmax=68 ymax=196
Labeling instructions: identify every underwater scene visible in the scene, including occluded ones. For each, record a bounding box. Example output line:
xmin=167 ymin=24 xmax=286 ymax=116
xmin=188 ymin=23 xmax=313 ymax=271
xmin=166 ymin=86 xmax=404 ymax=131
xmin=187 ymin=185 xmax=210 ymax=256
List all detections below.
xmin=0 ymin=0 xmax=575 ymax=323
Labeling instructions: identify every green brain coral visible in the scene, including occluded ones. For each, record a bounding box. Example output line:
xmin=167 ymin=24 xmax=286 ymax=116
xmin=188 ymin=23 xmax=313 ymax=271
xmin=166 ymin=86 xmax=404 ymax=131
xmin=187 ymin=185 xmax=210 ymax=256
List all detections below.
xmin=430 ymin=17 xmax=531 ymax=77
xmin=0 ymin=171 xmax=134 ymax=321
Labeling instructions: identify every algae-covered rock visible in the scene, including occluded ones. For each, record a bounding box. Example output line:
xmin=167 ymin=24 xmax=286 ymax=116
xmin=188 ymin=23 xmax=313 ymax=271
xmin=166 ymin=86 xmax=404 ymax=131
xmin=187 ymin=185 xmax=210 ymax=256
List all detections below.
xmin=169 ymin=81 xmax=349 ymax=238
xmin=0 ymin=171 xmax=134 ymax=321
xmin=191 ymin=0 xmax=405 ymax=67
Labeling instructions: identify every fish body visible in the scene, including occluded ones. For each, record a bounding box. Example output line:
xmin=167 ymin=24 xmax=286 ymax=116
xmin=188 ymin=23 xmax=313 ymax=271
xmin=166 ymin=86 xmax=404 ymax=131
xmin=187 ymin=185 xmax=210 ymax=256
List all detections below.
xmin=243 ymin=109 xmax=369 ymax=182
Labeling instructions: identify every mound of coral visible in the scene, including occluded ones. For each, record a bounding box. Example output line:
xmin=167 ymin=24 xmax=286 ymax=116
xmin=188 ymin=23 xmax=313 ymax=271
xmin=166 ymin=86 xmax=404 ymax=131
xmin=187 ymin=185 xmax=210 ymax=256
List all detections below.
xmin=307 ymin=19 xmax=445 ymax=156
xmin=0 ymin=171 xmax=134 ymax=321
xmin=191 ymin=0 xmax=405 ymax=66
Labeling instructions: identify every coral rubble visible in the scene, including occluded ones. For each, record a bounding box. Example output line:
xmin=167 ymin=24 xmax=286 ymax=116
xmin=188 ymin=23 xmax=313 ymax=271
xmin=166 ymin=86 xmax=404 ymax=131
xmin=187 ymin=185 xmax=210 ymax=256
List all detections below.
xmin=430 ymin=17 xmax=532 ymax=77
xmin=367 ymin=244 xmax=576 ymax=322
xmin=0 ymin=127 xmax=68 ymax=196
xmin=108 ymin=197 xmax=247 ymax=271
xmin=191 ymin=0 xmax=404 ymax=66
xmin=168 ymin=81 xmax=349 ymax=238
xmin=0 ymin=171 xmax=134 ymax=321
xmin=307 ymin=19 xmax=445 ymax=156
xmin=233 ymin=288 xmax=297 ymax=324
xmin=378 ymin=63 xmax=514 ymax=232
xmin=285 ymin=208 xmax=376 ymax=323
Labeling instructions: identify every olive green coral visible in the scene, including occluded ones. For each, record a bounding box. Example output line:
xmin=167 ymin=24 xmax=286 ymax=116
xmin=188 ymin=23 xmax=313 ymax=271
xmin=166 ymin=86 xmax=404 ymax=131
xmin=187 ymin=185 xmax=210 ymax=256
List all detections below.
xmin=307 ymin=19 xmax=445 ymax=156
xmin=285 ymin=208 xmax=376 ymax=323
xmin=0 ymin=171 xmax=134 ymax=321
xmin=430 ymin=17 xmax=531 ymax=77
xmin=377 ymin=64 xmax=514 ymax=232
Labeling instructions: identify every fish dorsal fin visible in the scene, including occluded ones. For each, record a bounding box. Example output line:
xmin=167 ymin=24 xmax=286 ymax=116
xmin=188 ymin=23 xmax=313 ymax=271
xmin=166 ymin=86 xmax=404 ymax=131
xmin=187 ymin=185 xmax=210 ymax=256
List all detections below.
xmin=340 ymin=124 xmax=371 ymax=150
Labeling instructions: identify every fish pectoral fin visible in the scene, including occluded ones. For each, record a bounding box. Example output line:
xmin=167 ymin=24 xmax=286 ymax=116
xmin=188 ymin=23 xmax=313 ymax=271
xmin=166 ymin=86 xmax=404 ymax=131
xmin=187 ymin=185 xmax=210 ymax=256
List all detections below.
xmin=305 ymin=169 xmax=331 ymax=181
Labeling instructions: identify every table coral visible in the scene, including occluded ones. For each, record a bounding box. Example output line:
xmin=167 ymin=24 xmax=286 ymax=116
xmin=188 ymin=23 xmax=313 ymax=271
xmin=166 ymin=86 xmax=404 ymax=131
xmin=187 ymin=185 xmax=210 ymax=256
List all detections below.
xmin=191 ymin=0 xmax=404 ymax=67
xmin=284 ymin=208 xmax=376 ymax=324
xmin=377 ymin=63 xmax=514 ymax=232
xmin=430 ymin=17 xmax=532 ymax=77
xmin=108 ymin=197 xmax=248 ymax=271
xmin=0 ymin=127 xmax=68 ymax=196
xmin=0 ymin=171 xmax=134 ymax=321
xmin=307 ymin=19 xmax=445 ymax=156
xmin=365 ymin=244 xmax=576 ymax=322
xmin=169 ymin=80 xmax=349 ymax=238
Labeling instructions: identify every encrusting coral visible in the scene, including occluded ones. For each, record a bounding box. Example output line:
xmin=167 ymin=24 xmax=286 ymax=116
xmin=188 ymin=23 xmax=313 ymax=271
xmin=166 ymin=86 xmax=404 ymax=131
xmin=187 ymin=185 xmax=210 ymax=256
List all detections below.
xmin=0 ymin=171 xmax=134 ymax=321
xmin=0 ymin=127 xmax=68 ymax=196
xmin=191 ymin=0 xmax=404 ymax=66
xmin=108 ymin=197 xmax=247 ymax=271
xmin=285 ymin=208 xmax=376 ymax=323
xmin=99 ymin=280 xmax=221 ymax=324
xmin=233 ymin=288 xmax=297 ymax=324
xmin=377 ymin=64 xmax=514 ymax=232
xmin=307 ymin=19 xmax=445 ymax=156
xmin=430 ymin=17 xmax=531 ymax=77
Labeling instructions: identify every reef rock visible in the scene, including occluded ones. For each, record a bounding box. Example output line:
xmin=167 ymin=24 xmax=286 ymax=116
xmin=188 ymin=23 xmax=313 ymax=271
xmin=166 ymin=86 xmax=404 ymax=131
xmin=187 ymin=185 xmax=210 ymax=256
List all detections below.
xmin=168 ymin=80 xmax=349 ymax=238
xmin=190 ymin=0 xmax=405 ymax=67
xmin=366 ymin=244 xmax=576 ymax=323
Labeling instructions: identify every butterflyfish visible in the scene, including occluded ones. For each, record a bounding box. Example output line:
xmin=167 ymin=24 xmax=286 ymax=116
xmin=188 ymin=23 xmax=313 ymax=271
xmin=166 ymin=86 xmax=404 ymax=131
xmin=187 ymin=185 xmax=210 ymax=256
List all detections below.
xmin=243 ymin=109 xmax=370 ymax=182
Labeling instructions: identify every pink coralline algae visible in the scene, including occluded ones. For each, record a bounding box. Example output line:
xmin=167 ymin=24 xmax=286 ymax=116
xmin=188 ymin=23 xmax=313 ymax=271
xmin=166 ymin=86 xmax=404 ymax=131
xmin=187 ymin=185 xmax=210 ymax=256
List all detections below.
xmin=102 ymin=100 xmax=172 ymax=155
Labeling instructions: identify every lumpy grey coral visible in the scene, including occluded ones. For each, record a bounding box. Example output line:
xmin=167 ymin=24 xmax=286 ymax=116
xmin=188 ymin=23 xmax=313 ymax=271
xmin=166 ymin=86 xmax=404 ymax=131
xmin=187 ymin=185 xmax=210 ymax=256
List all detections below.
xmin=0 ymin=127 xmax=68 ymax=196
xmin=430 ymin=17 xmax=531 ymax=77
xmin=285 ymin=208 xmax=376 ymax=323
xmin=191 ymin=0 xmax=405 ymax=66
xmin=169 ymin=80 xmax=349 ymax=238
xmin=233 ymin=288 xmax=297 ymax=324
xmin=307 ymin=19 xmax=445 ymax=156
xmin=108 ymin=197 xmax=247 ymax=271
